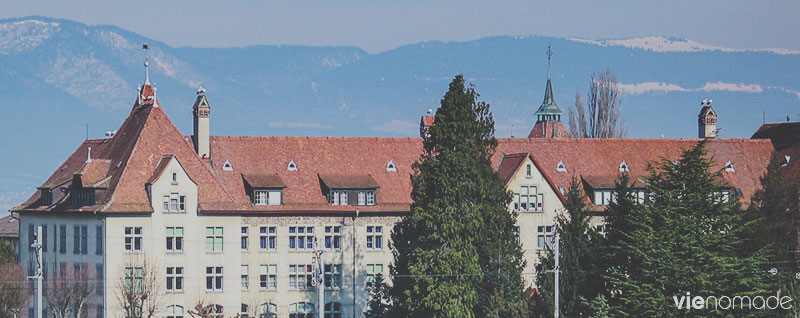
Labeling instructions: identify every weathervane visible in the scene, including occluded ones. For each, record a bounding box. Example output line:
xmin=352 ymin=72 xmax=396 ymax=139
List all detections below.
xmin=143 ymin=43 xmax=150 ymax=85
xmin=546 ymin=43 xmax=553 ymax=61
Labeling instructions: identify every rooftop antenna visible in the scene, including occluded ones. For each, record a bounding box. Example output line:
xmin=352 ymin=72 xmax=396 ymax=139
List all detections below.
xmin=142 ymin=43 xmax=150 ymax=85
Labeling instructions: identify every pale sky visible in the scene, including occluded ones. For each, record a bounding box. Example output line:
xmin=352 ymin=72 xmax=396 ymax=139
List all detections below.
xmin=2 ymin=0 xmax=798 ymax=53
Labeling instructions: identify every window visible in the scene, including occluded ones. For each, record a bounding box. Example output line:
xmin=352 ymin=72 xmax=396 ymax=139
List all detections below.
xmin=514 ymin=226 xmax=521 ymax=244
xmin=166 ymin=306 xmax=184 ymax=318
xmin=289 ymin=264 xmax=313 ymax=290
xmin=206 ymin=266 xmax=223 ymax=291
xmin=206 ymin=227 xmax=224 ymax=252
xmin=259 ymin=265 xmax=277 ymax=289
xmin=287 ymin=160 xmax=298 ymax=171
xmin=356 ymin=191 xmax=376 ymax=206
xmin=80 ymin=225 xmax=87 ymax=254
xmin=260 ymin=226 xmax=277 ymax=250
xmin=324 ymin=264 xmax=342 ymax=289
xmin=164 ymin=193 xmax=186 ymax=212
xmin=593 ymin=190 xmax=614 ymax=206
xmin=95 ymin=226 xmax=103 ymax=255
xmin=254 ymin=190 xmax=282 ymax=206
xmin=596 ymin=225 xmax=607 ymax=236
xmin=526 ymin=164 xmax=532 ymax=177
xmin=172 ymin=172 xmax=178 ymax=184
xmin=725 ymin=161 xmax=735 ymax=172
xmin=556 ymin=161 xmax=567 ymax=172
xmin=209 ymin=305 xmax=223 ymax=318
xmin=514 ymin=186 xmax=543 ymax=212
xmin=241 ymin=265 xmax=249 ymax=290
xmin=59 ymin=225 xmax=66 ymax=253
xmin=258 ymin=303 xmax=277 ymax=318
xmin=329 ymin=191 xmax=348 ymax=205
xmin=537 ymin=226 xmax=555 ymax=250
xmin=289 ymin=226 xmax=314 ymax=250
xmin=124 ymin=267 xmax=144 ymax=292
xmin=41 ymin=189 xmax=52 ymax=205
xmin=366 ymin=226 xmax=383 ymax=250
xmin=633 ymin=189 xmax=647 ymax=204
xmin=324 ymin=226 xmax=341 ymax=250
xmin=125 ymin=227 xmax=142 ymax=252
xmin=95 ymin=264 xmax=103 ymax=295
xmin=241 ymin=227 xmax=248 ymax=251
xmin=167 ymin=227 xmax=184 ymax=252
xmin=386 ymin=160 xmax=397 ymax=172
xmin=40 ymin=225 xmax=47 ymax=252
xmin=167 ymin=267 xmax=184 ymax=292
xmin=223 ymin=160 xmax=234 ymax=171
xmin=71 ymin=188 xmax=95 ymax=206
xmin=289 ymin=302 xmax=314 ymax=318
xmin=366 ymin=264 xmax=383 ymax=285
xmin=619 ymin=161 xmax=630 ymax=172
xmin=73 ymin=225 xmax=80 ymax=254
xmin=324 ymin=302 xmax=342 ymax=318
xmin=240 ymin=304 xmax=249 ymax=318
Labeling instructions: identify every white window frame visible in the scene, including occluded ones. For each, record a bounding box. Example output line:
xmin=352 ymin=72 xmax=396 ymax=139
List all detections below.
xmin=366 ymin=226 xmax=383 ymax=250
xmin=124 ymin=227 xmax=142 ymax=252
xmin=260 ymin=226 xmax=277 ymax=251
xmin=259 ymin=264 xmax=277 ymax=290
xmin=241 ymin=264 xmax=249 ymax=290
xmin=206 ymin=227 xmax=224 ymax=252
xmin=366 ymin=264 xmax=384 ymax=286
xmin=166 ymin=266 xmax=183 ymax=292
xmin=289 ymin=226 xmax=314 ymax=250
xmin=289 ymin=264 xmax=313 ymax=290
xmin=166 ymin=227 xmax=183 ymax=252
xmin=537 ymin=226 xmax=555 ymax=250
xmin=324 ymin=264 xmax=342 ymax=289
xmin=324 ymin=226 xmax=341 ymax=250
xmin=206 ymin=266 xmax=223 ymax=291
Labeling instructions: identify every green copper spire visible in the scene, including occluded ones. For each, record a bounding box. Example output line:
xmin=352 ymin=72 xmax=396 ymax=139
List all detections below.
xmin=534 ymin=44 xmax=563 ymax=121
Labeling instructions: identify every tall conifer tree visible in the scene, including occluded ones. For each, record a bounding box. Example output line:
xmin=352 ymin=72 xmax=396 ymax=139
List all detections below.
xmin=389 ymin=75 xmax=526 ymax=317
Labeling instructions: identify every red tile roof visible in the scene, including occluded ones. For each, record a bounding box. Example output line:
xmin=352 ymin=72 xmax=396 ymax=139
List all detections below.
xmin=498 ymin=153 xmax=528 ymax=183
xmin=528 ymin=121 xmax=570 ymax=138
xmin=319 ymin=174 xmax=380 ymax=189
xmin=242 ymin=174 xmax=286 ymax=188
xmin=752 ymin=122 xmax=800 ymax=184
xmin=0 ymin=214 xmax=19 ymax=238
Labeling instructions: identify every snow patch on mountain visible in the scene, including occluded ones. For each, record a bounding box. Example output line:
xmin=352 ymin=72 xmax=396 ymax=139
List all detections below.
xmin=43 ymin=53 xmax=130 ymax=110
xmin=0 ymin=19 xmax=60 ymax=54
xmin=619 ymin=81 xmax=765 ymax=95
xmin=98 ymin=30 xmax=132 ymax=51
xmin=568 ymin=36 xmax=800 ymax=55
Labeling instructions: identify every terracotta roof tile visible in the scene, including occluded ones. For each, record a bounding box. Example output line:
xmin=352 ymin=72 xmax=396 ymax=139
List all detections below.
xmin=242 ymin=174 xmax=286 ymax=188
xmin=528 ymin=121 xmax=570 ymax=138
xmin=498 ymin=153 xmax=528 ymax=183
xmin=319 ymin=174 xmax=380 ymax=189
xmin=0 ymin=214 xmax=18 ymax=238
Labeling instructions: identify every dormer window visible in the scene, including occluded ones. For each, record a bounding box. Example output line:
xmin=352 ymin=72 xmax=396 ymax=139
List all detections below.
xmin=287 ymin=160 xmax=298 ymax=171
xmin=594 ymin=189 xmax=614 ymax=206
xmin=619 ymin=161 xmax=629 ymax=173
xmin=556 ymin=161 xmax=567 ymax=172
xmin=222 ymin=160 xmax=234 ymax=171
xmin=783 ymin=155 xmax=791 ymax=167
xmin=386 ymin=160 xmax=397 ymax=172
xmin=242 ymin=174 xmax=286 ymax=206
xmin=319 ymin=174 xmax=379 ymax=206
xmin=40 ymin=188 xmax=53 ymax=205
xmin=724 ymin=161 xmax=735 ymax=172
xmin=70 ymin=188 xmax=95 ymax=207
xmin=254 ymin=190 xmax=282 ymax=206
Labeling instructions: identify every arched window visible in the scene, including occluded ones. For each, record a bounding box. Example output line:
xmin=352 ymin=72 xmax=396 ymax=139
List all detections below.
xmin=258 ymin=303 xmax=277 ymax=318
xmin=166 ymin=305 xmax=184 ymax=318
xmin=289 ymin=302 xmax=314 ymax=318
xmin=324 ymin=302 xmax=342 ymax=318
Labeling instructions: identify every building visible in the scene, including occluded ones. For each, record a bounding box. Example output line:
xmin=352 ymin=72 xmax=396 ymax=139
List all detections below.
xmin=752 ymin=121 xmax=800 ymax=184
xmin=528 ymin=46 xmax=569 ymax=139
xmin=0 ymin=213 xmax=19 ymax=256
xmin=12 ymin=55 xmax=775 ymax=318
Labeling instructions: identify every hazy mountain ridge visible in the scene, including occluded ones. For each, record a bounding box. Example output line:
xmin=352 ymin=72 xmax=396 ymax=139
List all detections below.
xmin=0 ymin=16 xmax=798 ymax=211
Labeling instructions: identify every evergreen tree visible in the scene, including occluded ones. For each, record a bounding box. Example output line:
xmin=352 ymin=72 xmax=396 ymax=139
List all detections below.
xmin=606 ymin=140 xmax=757 ymax=317
xmin=389 ymin=75 xmax=526 ymax=317
xmin=364 ymin=274 xmax=392 ymax=318
xmin=745 ymin=154 xmax=800 ymax=316
xmin=532 ymin=178 xmax=602 ymax=317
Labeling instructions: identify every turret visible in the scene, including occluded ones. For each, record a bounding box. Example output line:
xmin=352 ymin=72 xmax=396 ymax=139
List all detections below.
xmin=528 ymin=45 xmax=570 ymax=139
xmin=698 ymin=98 xmax=717 ymax=139
xmin=193 ymin=86 xmax=211 ymax=158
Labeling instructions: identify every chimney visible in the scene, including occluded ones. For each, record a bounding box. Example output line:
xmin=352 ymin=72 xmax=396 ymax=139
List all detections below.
xmin=698 ymin=98 xmax=717 ymax=139
xmin=419 ymin=109 xmax=434 ymax=138
xmin=193 ymin=87 xmax=211 ymax=158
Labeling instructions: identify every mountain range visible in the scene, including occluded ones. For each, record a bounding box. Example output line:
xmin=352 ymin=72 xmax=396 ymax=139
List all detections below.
xmin=1 ymin=16 xmax=799 ymax=211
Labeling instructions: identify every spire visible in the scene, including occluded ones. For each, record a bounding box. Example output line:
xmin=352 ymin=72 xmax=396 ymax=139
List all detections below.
xmin=143 ymin=43 xmax=150 ymax=85
xmin=534 ymin=44 xmax=563 ymax=122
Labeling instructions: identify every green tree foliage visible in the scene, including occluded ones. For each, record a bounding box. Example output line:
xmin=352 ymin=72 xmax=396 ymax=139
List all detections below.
xmin=745 ymin=154 xmax=800 ymax=316
xmin=364 ymin=274 xmax=392 ymax=318
xmin=603 ymin=140 xmax=769 ymax=317
xmin=0 ymin=240 xmax=15 ymax=263
xmin=389 ymin=74 xmax=526 ymax=318
xmin=532 ymin=178 xmax=603 ymax=317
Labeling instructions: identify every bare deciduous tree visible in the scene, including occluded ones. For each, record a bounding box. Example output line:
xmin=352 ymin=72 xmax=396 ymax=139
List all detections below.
xmin=569 ymin=70 xmax=627 ymax=138
xmin=115 ymin=256 xmax=162 ymax=318
xmin=0 ymin=262 xmax=27 ymax=318
xmin=45 ymin=263 xmax=95 ymax=318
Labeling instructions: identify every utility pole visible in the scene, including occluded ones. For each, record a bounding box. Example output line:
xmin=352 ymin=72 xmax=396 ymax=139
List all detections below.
xmin=554 ymin=236 xmax=560 ymax=318
xmin=27 ymin=226 xmax=43 ymax=318
xmin=314 ymin=238 xmax=325 ymax=316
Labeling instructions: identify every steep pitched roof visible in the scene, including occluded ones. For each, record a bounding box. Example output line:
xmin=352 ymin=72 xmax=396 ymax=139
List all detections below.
xmin=528 ymin=121 xmax=570 ymax=138
xmin=752 ymin=122 xmax=800 ymax=184
xmin=494 ymin=138 xmax=773 ymax=206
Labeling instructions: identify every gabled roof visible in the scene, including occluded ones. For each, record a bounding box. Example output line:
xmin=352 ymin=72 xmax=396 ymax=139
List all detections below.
xmin=498 ymin=152 xmax=567 ymax=204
